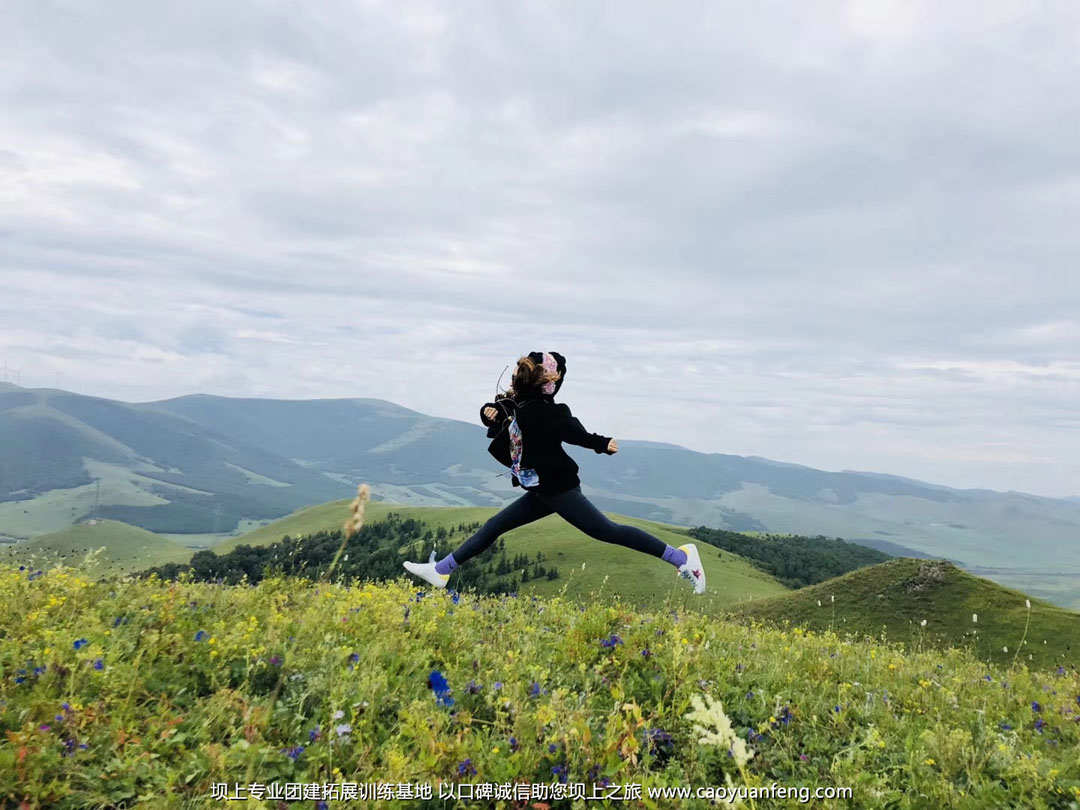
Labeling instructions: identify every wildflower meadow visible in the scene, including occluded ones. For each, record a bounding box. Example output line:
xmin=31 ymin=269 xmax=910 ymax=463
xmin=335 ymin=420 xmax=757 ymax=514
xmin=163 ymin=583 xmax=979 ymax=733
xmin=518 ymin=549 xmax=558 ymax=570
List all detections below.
xmin=1 ymin=558 xmax=1079 ymax=809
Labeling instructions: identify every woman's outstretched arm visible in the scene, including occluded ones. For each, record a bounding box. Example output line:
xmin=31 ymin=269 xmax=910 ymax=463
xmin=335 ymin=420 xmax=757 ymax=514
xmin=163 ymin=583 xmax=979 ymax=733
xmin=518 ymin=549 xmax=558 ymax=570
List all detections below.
xmin=555 ymin=403 xmax=616 ymax=454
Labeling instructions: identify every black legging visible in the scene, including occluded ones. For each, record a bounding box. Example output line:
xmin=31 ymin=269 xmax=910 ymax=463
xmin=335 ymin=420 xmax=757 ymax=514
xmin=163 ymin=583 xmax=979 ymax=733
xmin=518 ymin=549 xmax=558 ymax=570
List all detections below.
xmin=450 ymin=485 xmax=668 ymax=565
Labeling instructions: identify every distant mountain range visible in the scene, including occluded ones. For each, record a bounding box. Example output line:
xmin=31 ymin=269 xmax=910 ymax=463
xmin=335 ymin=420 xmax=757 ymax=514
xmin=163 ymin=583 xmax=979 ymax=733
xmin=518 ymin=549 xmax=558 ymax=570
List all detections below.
xmin=2 ymin=383 xmax=1078 ymax=608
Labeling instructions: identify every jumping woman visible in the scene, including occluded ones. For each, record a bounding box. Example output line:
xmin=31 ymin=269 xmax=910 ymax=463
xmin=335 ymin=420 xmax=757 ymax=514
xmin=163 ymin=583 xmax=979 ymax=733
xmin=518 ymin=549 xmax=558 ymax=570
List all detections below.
xmin=403 ymin=351 xmax=706 ymax=594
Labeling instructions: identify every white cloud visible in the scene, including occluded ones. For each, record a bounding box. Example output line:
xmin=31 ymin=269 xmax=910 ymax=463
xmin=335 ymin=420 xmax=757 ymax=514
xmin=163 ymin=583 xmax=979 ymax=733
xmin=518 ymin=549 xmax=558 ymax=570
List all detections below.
xmin=0 ymin=0 xmax=1078 ymax=496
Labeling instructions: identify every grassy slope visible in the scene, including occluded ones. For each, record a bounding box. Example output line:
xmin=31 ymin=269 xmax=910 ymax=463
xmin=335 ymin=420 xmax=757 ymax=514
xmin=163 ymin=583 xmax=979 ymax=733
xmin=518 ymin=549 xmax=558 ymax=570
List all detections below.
xmin=217 ymin=500 xmax=788 ymax=612
xmin=3 ymin=567 xmax=1078 ymax=809
xmin=739 ymin=558 xmax=1080 ymax=668
xmin=2 ymin=519 xmax=192 ymax=574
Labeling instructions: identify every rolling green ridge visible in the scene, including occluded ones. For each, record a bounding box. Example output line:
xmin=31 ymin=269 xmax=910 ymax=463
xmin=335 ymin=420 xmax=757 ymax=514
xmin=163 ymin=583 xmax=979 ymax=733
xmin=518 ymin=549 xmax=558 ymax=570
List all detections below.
xmin=0 ymin=388 xmax=351 ymax=538
xmin=4 ymin=384 xmax=1079 ymax=609
xmin=2 ymin=519 xmax=192 ymax=573
xmin=738 ymin=558 xmax=1080 ymax=668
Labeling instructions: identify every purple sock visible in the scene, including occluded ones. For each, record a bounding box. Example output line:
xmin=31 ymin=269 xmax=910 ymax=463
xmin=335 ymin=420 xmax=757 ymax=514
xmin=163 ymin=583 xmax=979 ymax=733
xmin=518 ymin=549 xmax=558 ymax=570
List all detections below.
xmin=661 ymin=545 xmax=687 ymax=569
xmin=434 ymin=553 xmax=458 ymax=576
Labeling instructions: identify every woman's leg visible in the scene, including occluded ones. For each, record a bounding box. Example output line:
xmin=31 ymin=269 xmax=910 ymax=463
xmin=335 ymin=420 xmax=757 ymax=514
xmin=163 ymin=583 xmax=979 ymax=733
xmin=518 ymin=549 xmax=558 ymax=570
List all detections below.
xmin=436 ymin=490 xmax=554 ymax=573
xmin=542 ymin=486 xmax=687 ymax=567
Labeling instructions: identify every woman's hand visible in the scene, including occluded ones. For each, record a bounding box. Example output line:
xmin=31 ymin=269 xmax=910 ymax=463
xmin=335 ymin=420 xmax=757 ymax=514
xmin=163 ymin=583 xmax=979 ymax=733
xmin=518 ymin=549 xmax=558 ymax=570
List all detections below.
xmin=607 ymin=438 xmax=618 ymax=454
xmin=483 ymin=406 xmax=499 ymax=421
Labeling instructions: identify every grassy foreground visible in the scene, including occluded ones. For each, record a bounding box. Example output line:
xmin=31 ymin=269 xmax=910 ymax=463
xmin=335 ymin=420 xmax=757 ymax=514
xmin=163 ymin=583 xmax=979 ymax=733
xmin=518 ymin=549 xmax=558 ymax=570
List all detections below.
xmin=1 ymin=564 xmax=1079 ymax=809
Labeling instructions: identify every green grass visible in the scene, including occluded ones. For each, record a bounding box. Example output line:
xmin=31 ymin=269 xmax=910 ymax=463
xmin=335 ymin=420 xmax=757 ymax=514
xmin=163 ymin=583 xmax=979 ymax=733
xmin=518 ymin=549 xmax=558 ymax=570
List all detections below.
xmin=2 ymin=520 xmax=192 ymax=575
xmin=214 ymin=498 xmax=397 ymax=549
xmin=2 ymin=566 xmax=1078 ymax=808
xmin=739 ymin=558 xmax=1080 ymax=669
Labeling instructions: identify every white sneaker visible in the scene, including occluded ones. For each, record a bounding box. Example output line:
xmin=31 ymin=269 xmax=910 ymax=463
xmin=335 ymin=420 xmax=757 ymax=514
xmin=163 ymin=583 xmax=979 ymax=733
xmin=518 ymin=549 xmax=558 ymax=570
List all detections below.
xmin=403 ymin=550 xmax=450 ymax=589
xmin=676 ymin=543 xmax=706 ymax=595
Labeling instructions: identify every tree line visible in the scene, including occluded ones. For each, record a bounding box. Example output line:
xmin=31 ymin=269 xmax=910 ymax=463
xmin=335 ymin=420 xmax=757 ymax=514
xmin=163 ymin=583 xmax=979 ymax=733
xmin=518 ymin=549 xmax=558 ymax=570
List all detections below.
xmin=143 ymin=513 xmax=559 ymax=593
xmin=687 ymin=525 xmax=891 ymax=589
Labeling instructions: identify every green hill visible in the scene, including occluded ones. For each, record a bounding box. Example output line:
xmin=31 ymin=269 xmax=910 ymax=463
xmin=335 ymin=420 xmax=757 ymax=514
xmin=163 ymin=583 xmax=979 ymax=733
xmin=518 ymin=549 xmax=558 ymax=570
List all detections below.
xmin=3 ymin=519 xmax=192 ymax=573
xmin=214 ymin=498 xmax=473 ymax=550
xmin=214 ymin=501 xmax=788 ymax=611
xmin=739 ymin=558 xmax=1080 ymax=668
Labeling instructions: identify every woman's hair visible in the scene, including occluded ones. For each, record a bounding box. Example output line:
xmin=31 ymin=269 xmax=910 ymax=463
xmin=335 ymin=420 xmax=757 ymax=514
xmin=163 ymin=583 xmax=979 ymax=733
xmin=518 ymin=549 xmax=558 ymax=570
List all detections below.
xmin=507 ymin=354 xmax=561 ymax=400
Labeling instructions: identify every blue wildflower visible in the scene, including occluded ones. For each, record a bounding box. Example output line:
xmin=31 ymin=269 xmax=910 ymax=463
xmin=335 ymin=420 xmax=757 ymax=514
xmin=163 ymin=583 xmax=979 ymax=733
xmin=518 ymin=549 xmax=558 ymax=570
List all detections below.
xmin=33 ymin=665 xmax=46 ymax=676
xmin=551 ymin=764 xmax=568 ymax=784
xmin=73 ymin=639 xmax=89 ymax=651
xmin=1032 ymin=701 xmax=1042 ymax=713
xmin=457 ymin=758 xmax=476 ymax=776
xmin=282 ymin=745 xmax=305 ymax=761
xmin=509 ymin=736 xmax=519 ymax=752
xmin=999 ymin=722 xmax=1013 ymax=731
xmin=93 ymin=659 xmax=104 ymax=671
xmin=450 ymin=591 xmax=460 ymax=605
xmin=194 ymin=630 xmax=208 ymax=642
xmin=309 ymin=726 xmax=321 ymax=742
xmin=492 ymin=681 xmax=503 ymax=690
xmin=428 ymin=670 xmax=454 ymax=706
xmin=467 ymin=679 xmax=482 ymax=694
xmin=548 ymin=743 xmax=558 ymax=753
xmin=1034 ymin=717 xmax=1046 ymax=733
xmin=529 ymin=681 xmax=544 ymax=697
xmin=641 ymin=648 xmax=651 ymax=659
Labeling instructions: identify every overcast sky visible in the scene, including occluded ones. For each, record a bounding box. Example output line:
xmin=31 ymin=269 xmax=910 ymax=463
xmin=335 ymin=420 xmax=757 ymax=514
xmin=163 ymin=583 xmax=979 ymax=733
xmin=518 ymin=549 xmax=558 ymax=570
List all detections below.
xmin=2 ymin=1 xmax=1078 ymax=498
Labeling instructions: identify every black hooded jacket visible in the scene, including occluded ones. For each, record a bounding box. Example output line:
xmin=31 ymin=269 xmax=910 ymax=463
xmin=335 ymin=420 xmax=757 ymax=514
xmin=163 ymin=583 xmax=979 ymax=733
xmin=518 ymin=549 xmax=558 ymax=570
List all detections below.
xmin=480 ymin=351 xmax=614 ymax=494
